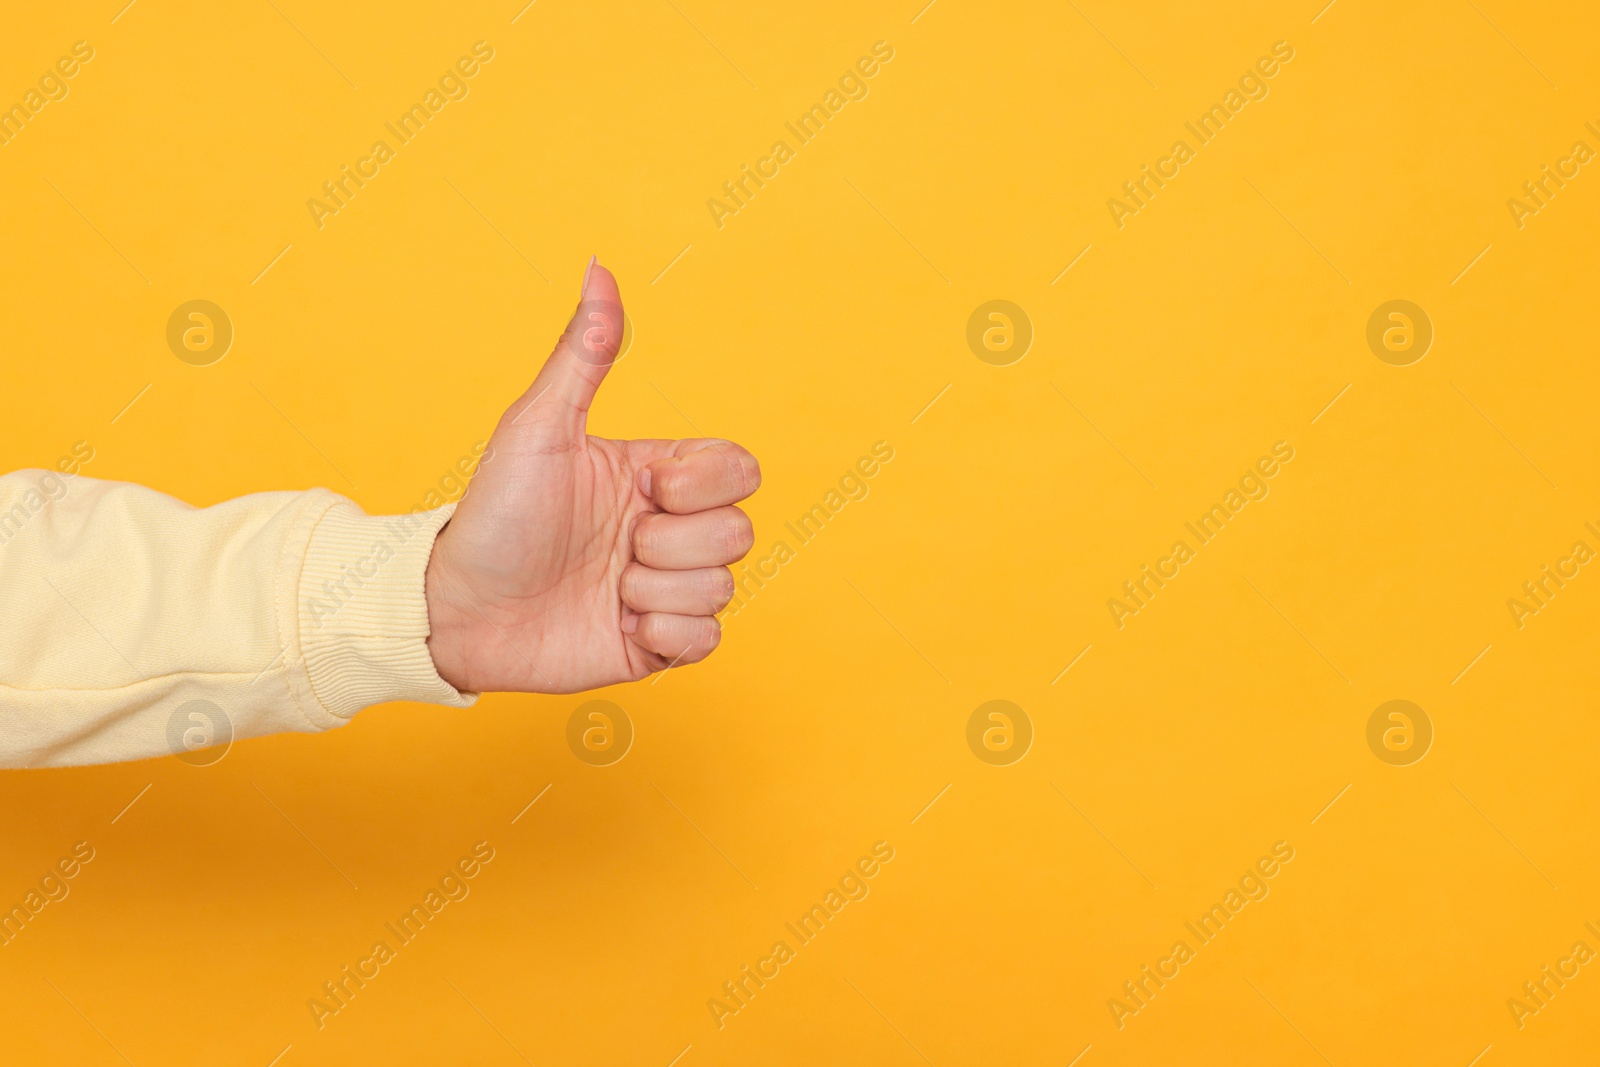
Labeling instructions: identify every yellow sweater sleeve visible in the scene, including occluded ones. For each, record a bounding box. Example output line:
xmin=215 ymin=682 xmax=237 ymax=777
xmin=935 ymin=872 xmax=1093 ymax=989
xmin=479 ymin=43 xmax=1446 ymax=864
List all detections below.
xmin=0 ymin=470 xmax=475 ymax=768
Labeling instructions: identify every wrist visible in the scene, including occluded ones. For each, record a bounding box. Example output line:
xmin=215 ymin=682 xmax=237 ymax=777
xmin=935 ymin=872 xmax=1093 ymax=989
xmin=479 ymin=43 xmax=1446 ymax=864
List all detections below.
xmin=424 ymin=531 xmax=474 ymax=693
xmin=298 ymin=500 xmax=476 ymax=716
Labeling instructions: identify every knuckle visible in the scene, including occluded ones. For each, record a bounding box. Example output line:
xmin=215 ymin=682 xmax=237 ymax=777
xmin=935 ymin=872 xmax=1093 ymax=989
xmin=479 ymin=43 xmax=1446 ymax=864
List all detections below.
xmin=707 ymin=568 xmax=735 ymax=610
xmin=721 ymin=450 xmax=758 ymax=498
xmin=722 ymin=512 xmax=754 ymax=557
xmin=649 ymin=463 xmax=675 ymax=505
xmin=738 ymin=452 xmax=762 ymax=494
xmin=632 ymin=516 xmax=659 ymax=559
xmin=657 ymin=467 xmax=685 ymax=510
xmin=619 ymin=563 xmax=646 ymax=604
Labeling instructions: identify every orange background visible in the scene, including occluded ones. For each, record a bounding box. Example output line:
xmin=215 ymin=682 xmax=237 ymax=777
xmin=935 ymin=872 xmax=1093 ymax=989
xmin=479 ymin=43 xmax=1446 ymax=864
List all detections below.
xmin=3 ymin=0 xmax=1600 ymax=1063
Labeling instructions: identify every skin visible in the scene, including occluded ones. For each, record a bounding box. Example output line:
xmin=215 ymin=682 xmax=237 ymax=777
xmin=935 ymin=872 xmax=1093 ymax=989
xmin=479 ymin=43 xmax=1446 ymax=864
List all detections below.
xmin=423 ymin=259 xmax=760 ymax=694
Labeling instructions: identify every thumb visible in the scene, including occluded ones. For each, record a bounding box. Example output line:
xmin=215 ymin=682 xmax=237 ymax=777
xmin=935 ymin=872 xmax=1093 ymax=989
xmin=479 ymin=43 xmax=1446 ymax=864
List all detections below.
xmin=520 ymin=257 xmax=625 ymax=437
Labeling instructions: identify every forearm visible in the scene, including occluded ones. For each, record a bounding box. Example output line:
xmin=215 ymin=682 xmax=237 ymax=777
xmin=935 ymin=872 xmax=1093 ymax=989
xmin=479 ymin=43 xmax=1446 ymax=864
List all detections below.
xmin=0 ymin=470 xmax=472 ymax=768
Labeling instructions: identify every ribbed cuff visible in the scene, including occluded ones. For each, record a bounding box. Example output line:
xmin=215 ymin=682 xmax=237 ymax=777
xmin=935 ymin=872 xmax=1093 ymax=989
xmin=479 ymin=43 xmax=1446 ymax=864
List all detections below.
xmin=297 ymin=501 xmax=477 ymax=720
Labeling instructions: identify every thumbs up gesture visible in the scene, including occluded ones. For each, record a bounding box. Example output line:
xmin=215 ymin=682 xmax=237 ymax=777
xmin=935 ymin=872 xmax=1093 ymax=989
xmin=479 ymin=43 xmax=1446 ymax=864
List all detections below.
xmin=423 ymin=259 xmax=761 ymax=693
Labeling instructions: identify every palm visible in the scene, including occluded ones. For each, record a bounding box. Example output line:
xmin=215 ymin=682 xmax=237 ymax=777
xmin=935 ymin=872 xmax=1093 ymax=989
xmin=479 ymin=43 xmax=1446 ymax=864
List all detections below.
xmin=438 ymin=435 xmax=680 ymax=691
xmin=423 ymin=263 xmax=758 ymax=695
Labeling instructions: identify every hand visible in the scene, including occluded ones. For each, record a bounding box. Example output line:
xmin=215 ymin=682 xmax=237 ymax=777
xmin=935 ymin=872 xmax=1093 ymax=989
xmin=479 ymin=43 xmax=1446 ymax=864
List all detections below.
xmin=422 ymin=259 xmax=761 ymax=694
